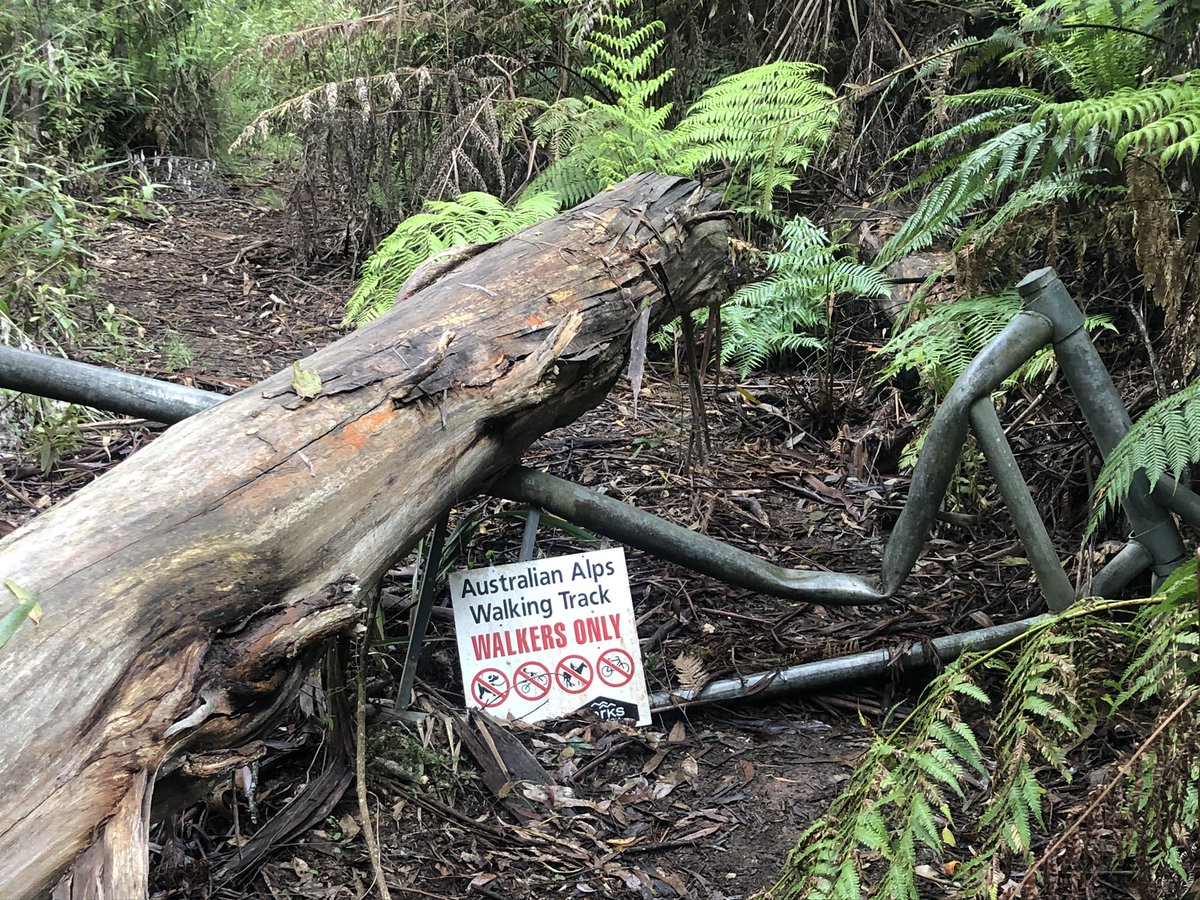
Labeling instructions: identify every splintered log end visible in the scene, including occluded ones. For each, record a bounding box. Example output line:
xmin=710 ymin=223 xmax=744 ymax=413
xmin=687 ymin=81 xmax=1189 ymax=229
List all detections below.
xmin=52 ymin=772 xmax=151 ymax=900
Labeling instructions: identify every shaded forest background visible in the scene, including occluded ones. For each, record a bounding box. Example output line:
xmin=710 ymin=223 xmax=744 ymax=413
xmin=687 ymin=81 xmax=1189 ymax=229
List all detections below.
xmin=4 ymin=0 xmax=1200 ymax=896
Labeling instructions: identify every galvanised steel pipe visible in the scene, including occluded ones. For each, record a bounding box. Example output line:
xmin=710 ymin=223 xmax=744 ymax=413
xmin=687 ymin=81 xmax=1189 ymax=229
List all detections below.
xmin=881 ymin=310 xmax=1055 ymax=593
xmin=1151 ymin=480 xmax=1200 ymax=532
xmin=492 ymin=466 xmax=887 ymax=605
xmin=0 ymin=345 xmax=222 ymax=424
xmin=1018 ymin=268 xmax=1188 ymax=582
xmin=969 ymin=398 xmax=1075 ymax=611
xmin=650 ymin=614 xmax=1046 ymax=710
xmin=1089 ymin=540 xmax=1152 ymax=600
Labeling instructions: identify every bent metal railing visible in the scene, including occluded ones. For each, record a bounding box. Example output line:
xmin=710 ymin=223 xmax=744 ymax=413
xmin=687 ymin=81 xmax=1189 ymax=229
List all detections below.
xmin=3 ymin=267 xmax=1198 ymax=704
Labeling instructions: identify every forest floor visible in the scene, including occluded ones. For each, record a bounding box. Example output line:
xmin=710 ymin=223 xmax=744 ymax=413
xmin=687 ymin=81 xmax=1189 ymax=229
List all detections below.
xmin=2 ymin=173 xmax=1063 ymax=898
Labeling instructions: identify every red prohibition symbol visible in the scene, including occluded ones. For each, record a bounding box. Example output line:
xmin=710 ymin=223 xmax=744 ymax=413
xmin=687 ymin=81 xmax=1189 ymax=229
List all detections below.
xmin=471 ymin=668 xmax=510 ymax=708
xmin=597 ymin=647 xmax=635 ymax=688
xmin=512 ymin=661 xmax=552 ymax=701
xmin=555 ymin=654 xmax=593 ymax=694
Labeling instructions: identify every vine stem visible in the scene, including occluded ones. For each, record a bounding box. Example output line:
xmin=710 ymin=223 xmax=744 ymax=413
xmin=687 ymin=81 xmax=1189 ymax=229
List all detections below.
xmin=1013 ymin=688 xmax=1199 ymax=896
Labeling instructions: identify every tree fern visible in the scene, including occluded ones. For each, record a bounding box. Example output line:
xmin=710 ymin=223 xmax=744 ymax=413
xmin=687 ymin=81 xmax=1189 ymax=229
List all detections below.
xmin=527 ymin=0 xmax=674 ymax=206
xmin=345 ymin=0 xmax=838 ymax=327
xmin=989 ymin=0 xmax=1174 ymax=99
xmin=528 ymin=1 xmax=836 ymax=213
xmin=879 ymin=0 xmax=1177 ymax=267
xmin=342 ymin=190 xmax=560 ymax=325
xmin=773 ymin=666 xmax=991 ymax=900
xmin=721 ymin=217 xmax=889 ymax=376
xmin=870 ymin=0 xmax=1193 ymax=425
xmin=1087 ymin=375 xmax=1200 ymax=534
xmin=1045 ymin=72 xmax=1200 ymax=164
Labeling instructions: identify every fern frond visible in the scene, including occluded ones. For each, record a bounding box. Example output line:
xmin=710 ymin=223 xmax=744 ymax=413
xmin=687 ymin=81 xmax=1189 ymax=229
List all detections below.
xmin=879 ymin=121 xmax=1050 ymax=265
xmin=1088 ymin=376 xmax=1200 ymax=535
xmin=772 ymin=663 xmax=988 ymax=899
xmin=778 ymin=567 xmax=1200 ymax=899
xmin=1008 ymin=0 xmax=1175 ymax=96
xmin=1037 ymin=71 xmax=1200 ymax=165
xmin=530 ymin=97 xmax=589 ymax=160
xmin=214 ymin=7 xmax=434 ymax=84
xmin=721 ymin=217 xmax=888 ymax=376
xmin=1121 ymin=99 xmax=1200 ymax=164
xmin=878 ymin=290 xmax=1114 ymax=397
xmin=527 ymin=0 xmax=674 ymax=207
xmin=910 ymin=104 xmax=1035 ymax=166
xmin=878 ymin=0 xmax=1184 ymax=294
xmin=945 ymin=86 xmax=1054 ymax=110
xmin=965 ymin=167 xmax=1104 ymax=247
xmin=671 ymin=62 xmax=836 ymax=213
xmin=342 ymin=190 xmax=561 ymax=326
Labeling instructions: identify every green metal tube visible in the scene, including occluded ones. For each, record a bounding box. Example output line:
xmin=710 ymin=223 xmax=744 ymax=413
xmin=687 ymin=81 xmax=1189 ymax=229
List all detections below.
xmin=492 ymin=466 xmax=885 ymax=605
xmin=969 ymin=399 xmax=1075 ymax=611
xmin=1019 ymin=268 xmax=1187 ymax=581
xmin=0 ymin=345 xmax=222 ymax=423
xmin=881 ymin=311 xmax=1055 ymax=593
xmin=651 ymin=614 xmax=1047 ymax=709
xmin=1089 ymin=540 xmax=1152 ymax=599
xmin=1151 ymin=480 xmax=1200 ymax=532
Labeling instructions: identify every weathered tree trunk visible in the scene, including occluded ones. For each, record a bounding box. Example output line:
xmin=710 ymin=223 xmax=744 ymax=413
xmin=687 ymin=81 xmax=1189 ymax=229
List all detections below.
xmin=0 ymin=173 xmax=729 ymax=899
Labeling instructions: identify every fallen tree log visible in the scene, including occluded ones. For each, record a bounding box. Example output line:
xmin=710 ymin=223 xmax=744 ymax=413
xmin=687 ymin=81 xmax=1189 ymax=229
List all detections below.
xmin=0 ymin=173 xmax=729 ymax=899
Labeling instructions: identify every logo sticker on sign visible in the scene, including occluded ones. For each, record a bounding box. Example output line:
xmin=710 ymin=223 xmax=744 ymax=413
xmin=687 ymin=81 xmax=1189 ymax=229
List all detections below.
xmin=450 ymin=548 xmax=650 ymax=725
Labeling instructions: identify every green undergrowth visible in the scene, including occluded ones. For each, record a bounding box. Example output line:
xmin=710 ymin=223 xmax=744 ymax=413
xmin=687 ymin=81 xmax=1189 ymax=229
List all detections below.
xmin=771 ymin=561 xmax=1200 ymax=898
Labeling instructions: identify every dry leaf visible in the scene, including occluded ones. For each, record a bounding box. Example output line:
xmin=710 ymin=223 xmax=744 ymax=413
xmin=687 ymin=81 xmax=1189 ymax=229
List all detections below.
xmin=606 ymin=836 xmax=641 ymax=850
xmin=672 ymin=652 xmax=709 ymax=690
xmin=681 ymin=755 xmax=699 ymax=781
xmin=642 ymin=749 xmax=668 ymax=775
xmin=338 ymin=812 xmax=361 ymax=840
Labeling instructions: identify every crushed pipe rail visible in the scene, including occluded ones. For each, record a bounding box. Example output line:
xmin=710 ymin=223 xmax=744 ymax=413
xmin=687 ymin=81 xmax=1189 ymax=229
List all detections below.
xmin=649 ymin=615 xmax=1045 ymax=710
xmin=969 ymin=398 xmax=1075 ymax=610
xmin=491 ymin=466 xmax=885 ymax=605
xmin=1026 ymin=269 xmax=1188 ymax=583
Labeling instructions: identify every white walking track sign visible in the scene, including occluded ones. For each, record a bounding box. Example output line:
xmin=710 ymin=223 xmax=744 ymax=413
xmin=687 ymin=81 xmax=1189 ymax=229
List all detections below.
xmin=450 ymin=548 xmax=650 ymax=725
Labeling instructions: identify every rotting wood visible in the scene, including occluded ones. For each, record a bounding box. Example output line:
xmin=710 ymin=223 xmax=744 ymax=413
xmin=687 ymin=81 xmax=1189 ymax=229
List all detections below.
xmin=0 ymin=173 xmax=730 ymax=900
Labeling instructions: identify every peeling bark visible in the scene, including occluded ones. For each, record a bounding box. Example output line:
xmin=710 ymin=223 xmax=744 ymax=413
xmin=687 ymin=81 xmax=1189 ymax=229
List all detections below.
xmin=0 ymin=173 xmax=729 ymax=898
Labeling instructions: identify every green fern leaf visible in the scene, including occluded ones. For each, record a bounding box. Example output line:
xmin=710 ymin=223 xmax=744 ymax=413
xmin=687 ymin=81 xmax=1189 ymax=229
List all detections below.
xmin=343 ymin=190 xmax=561 ymax=326
xmin=721 ymin=217 xmax=888 ymax=375
xmin=1088 ymin=376 xmax=1200 ymax=536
